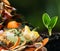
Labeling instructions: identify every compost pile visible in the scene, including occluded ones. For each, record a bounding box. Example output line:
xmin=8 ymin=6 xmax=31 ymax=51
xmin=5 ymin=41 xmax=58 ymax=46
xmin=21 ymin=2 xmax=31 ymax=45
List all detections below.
xmin=0 ymin=0 xmax=49 ymax=51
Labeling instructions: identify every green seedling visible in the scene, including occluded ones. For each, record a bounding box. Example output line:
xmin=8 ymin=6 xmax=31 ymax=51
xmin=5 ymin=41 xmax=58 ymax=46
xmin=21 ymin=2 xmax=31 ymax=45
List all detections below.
xmin=42 ymin=13 xmax=58 ymax=36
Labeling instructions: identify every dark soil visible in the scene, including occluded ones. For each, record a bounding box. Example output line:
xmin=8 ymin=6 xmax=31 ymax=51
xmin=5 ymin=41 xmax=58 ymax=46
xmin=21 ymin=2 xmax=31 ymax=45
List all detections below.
xmin=41 ymin=33 xmax=60 ymax=51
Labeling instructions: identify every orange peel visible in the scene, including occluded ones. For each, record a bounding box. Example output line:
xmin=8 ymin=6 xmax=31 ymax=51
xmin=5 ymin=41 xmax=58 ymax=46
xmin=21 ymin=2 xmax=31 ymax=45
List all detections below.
xmin=42 ymin=38 xmax=49 ymax=46
xmin=7 ymin=21 xmax=20 ymax=29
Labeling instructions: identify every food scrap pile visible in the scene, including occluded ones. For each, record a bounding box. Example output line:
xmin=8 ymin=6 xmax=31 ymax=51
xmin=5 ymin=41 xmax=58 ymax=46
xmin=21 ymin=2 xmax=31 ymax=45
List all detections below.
xmin=0 ymin=0 xmax=49 ymax=51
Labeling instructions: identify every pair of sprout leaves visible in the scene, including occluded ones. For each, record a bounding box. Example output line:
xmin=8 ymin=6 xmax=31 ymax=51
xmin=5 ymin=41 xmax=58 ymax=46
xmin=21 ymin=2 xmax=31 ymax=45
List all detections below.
xmin=42 ymin=13 xmax=58 ymax=36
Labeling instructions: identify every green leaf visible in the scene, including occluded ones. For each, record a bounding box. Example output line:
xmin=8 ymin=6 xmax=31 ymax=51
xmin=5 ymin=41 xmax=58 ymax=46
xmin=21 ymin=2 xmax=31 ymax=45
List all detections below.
xmin=48 ymin=16 xmax=58 ymax=29
xmin=42 ymin=13 xmax=51 ymax=28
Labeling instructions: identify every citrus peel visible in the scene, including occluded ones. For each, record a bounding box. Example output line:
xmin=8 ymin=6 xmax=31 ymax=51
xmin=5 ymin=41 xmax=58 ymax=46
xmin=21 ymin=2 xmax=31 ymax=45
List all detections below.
xmin=7 ymin=21 xmax=20 ymax=29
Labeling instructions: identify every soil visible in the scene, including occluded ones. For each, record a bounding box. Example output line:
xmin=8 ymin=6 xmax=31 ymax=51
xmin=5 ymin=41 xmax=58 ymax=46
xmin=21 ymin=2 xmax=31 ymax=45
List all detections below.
xmin=41 ymin=33 xmax=60 ymax=51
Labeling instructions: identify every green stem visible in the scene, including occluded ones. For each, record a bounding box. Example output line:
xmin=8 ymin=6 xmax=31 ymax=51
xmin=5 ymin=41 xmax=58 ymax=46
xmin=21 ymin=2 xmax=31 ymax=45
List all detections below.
xmin=48 ymin=29 xmax=52 ymax=36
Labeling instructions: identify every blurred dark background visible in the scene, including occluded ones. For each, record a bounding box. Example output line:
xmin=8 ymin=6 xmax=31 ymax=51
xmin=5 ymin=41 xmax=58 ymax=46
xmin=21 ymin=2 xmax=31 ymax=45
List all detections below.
xmin=9 ymin=0 xmax=60 ymax=32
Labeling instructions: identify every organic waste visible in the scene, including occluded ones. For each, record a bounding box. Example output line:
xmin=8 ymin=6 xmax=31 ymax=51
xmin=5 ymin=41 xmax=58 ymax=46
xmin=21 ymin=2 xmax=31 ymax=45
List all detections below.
xmin=0 ymin=25 xmax=49 ymax=51
xmin=0 ymin=0 xmax=49 ymax=51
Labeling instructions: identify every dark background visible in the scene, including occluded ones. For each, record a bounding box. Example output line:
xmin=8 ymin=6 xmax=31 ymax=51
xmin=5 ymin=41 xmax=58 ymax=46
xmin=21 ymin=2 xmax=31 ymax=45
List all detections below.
xmin=9 ymin=0 xmax=60 ymax=32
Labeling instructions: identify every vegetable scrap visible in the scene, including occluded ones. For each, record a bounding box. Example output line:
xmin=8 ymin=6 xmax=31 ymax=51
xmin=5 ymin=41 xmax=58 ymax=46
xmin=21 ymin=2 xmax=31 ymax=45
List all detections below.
xmin=0 ymin=0 xmax=49 ymax=51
